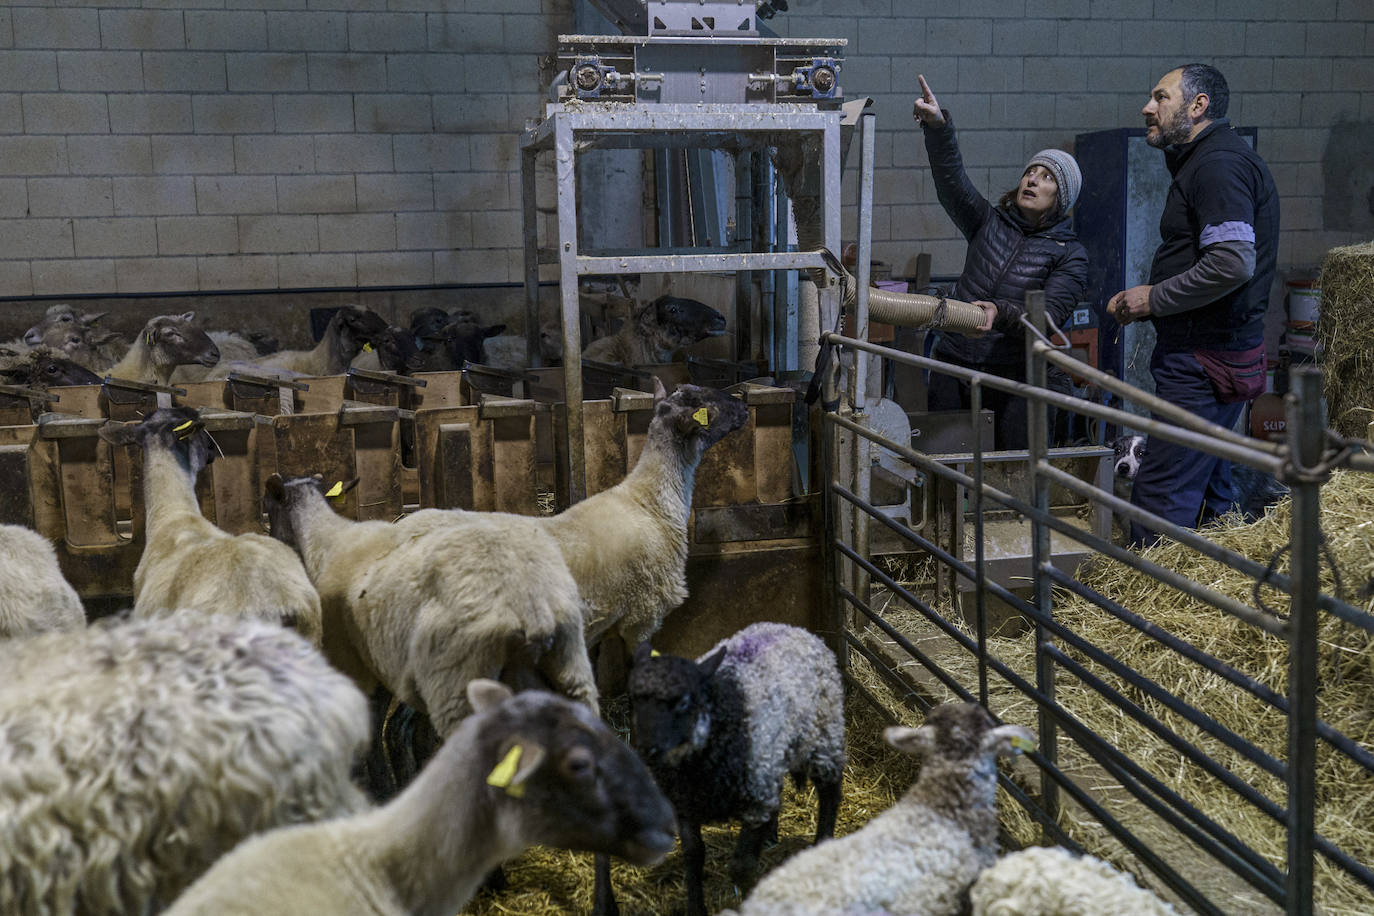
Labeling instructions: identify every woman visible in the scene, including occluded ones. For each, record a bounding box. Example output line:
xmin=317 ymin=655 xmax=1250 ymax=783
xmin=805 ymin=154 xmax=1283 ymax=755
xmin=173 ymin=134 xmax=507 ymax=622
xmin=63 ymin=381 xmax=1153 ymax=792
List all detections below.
xmin=913 ymin=75 xmax=1088 ymax=451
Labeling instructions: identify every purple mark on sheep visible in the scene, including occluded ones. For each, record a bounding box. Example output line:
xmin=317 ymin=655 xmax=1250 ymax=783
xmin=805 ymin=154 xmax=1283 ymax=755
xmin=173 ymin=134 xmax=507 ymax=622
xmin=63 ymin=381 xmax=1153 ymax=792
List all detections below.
xmin=720 ymin=623 xmax=787 ymax=664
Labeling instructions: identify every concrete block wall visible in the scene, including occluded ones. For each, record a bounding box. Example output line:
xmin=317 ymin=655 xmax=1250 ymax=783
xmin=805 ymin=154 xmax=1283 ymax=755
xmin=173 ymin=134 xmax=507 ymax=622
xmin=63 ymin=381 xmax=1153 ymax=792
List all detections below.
xmin=0 ymin=0 xmax=1369 ymax=302
xmin=0 ymin=0 xmax=569 ymax=298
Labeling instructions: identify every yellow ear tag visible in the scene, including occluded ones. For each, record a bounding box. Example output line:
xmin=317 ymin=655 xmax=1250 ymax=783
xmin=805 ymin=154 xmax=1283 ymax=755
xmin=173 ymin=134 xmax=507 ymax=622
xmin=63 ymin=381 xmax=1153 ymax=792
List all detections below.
xmin=324 ymin=481 xmax=345 ymax=499
xmin=1010 ymin=736 xmax=1036 ymax=752
xmin=692 ymin=407 xmax=709 ymax=427
xmin=486 ymin=745 xmax=525 ymax=798
xmin=172 ymin=419 xmax=195 ymax=439
xmin=145 ymin=331 xmax=154 ymax=346
xmin=650 ymin=649 xmax=661 ymax=657
xmin=362 ymin=342 xmax=373 ymax=352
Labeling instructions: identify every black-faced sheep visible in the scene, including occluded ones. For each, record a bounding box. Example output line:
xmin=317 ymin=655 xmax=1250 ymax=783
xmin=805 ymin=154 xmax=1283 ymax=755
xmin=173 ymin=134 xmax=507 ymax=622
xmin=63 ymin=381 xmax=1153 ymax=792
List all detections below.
xmin=969 ymin=844 xmax=1182 ymax=916
xmin=263 ymin=475 xmax=598 ymax=736
xmin=614 ymin=622 xmax=846 ymax=916
xmin=105 ymin=312 xmax=221 ymax=386
xmin=0 ymin=346 xmax=101 ymax=389
xmin=98 ymin=407 xmax=323 ymax=646
xmin=0 ymin=523 xmax=85 ymax=638
xmin=350 ymin=325 xmax=426 ymax=373
xmin=0 ymin=614 xmax=370 ymax=916
xmin=583 ymin=294 xmax=727 ymax=365
xmin=212 ymin=305 xmax=387 ymax=379
xmin=726 ymin=703 xmax=1036 ymax=916
xmin=163 ymin=679 xmax=678 ymax=916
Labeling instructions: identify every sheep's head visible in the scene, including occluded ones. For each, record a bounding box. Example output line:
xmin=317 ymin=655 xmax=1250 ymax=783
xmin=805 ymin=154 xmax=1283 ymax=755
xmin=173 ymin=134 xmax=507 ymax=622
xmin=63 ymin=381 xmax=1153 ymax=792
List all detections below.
xmin=425 ymin=320 xmax=506 ymax=369
xmin=369 ymin=325 xmax=425 ymax=373
xmin=331 ymin=306 xmax=390 ymax=360
xmin=263 ymin=474 xmax=358 ymax=546
xmin=467 ymin=679 xmax=677 ymax=866
xmin=650 ymin=381 xmax=749 ymax=459
xmin=884 ymin=703 xmax=1035 ymax=764
xmin=141 ymin=312 xmax=221 ymax=373
xmin=408 ymin=306 xmax=476 ymax=340
xmin=626 ymin=641 xmax=727 ymax=767
xmin=644 ymin=295 xmax=727 ymax=354
xmin=11 ymin=347 xmax=101 ymax=388
xmin=23 ymin=303 xmax=106 ymax=348
xmin=98 ymin=406 xmax=219 ymax=476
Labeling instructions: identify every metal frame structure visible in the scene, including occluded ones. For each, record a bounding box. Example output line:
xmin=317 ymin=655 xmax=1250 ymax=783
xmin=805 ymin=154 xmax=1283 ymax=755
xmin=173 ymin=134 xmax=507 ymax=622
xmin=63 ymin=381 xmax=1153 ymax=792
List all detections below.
xmin=821 ymin=273 xmax=1374 ymax=911
xmin=520 ymin=101 xmax=844 ymax=502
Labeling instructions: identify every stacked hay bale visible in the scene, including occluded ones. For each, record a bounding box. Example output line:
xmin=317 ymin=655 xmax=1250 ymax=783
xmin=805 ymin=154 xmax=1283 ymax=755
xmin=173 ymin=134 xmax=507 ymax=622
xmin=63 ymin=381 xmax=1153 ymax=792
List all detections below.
xmin=1318 ymin=241 xmax=1374 ymax=438
xmin=857 ymin=470 xmax=1374 ymax=915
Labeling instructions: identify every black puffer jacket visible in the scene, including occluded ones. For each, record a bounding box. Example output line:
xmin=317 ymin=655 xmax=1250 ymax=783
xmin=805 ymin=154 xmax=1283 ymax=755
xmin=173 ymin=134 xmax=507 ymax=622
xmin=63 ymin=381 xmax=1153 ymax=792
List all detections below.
xmin=922 ymin=115 xmax=1088 ymax=365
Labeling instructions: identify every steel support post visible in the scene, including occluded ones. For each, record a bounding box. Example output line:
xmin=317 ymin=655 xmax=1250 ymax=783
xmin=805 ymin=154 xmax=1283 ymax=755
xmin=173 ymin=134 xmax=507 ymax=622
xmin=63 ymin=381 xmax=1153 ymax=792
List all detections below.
xmin=735 ymin=149 xmax=754 ymax=362
xmin=555 ymin=116 xmax=586 ymax=504
xmin=1285 ymin=367 xmax=1324 ymax=916
xmin=848 ymin=110 xmax=876 ymax=618
xmin=521 ymin=148 xmax=542 ymax=370
xmin=1026 ymin=289 xmax=1059 ymax=825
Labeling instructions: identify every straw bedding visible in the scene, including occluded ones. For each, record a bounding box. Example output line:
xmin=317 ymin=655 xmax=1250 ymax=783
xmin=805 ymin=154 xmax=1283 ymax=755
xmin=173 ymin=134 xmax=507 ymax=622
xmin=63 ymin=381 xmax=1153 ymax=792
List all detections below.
xmin=854 ymin=470 xmax=1374 ymax=916
xmin=1318 ymin=242 xmax=1374 ymax=439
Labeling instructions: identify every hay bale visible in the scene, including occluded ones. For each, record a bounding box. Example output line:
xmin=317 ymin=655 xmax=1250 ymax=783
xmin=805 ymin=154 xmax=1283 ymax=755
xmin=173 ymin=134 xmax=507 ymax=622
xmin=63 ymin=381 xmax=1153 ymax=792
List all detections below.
xmin=1318 ymin=242 xmax=1374 ymax=438
xmin=861 ymin=470 xmax=1374 ymax=915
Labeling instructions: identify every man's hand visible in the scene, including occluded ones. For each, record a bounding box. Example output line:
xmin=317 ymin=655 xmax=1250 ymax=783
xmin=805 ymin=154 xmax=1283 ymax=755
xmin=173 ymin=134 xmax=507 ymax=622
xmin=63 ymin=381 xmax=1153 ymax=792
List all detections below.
xmin=1108 ymin=285 xmax=1153 ymax=325
xmin=965 ymin=300 xmax=998 ymax=337
xmin=913 ymin=74 xmax=945 ymax=126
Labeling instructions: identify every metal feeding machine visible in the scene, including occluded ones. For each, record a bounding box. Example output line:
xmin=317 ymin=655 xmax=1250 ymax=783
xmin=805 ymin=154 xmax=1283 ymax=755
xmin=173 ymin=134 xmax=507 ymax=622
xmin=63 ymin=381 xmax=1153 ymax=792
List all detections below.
xmin=520 ymin=0 xmax=855 ymax=503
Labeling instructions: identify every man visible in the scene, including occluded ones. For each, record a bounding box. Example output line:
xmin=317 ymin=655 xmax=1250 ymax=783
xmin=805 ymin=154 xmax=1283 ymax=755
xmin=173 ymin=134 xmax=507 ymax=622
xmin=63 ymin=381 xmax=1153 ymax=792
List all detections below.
xmin=1109 ymin=64 xmax=1279 ymax=545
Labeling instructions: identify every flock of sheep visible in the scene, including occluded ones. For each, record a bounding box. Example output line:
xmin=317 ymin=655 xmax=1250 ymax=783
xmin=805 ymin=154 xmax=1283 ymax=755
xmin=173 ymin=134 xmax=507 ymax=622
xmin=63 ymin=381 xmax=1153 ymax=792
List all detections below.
xmin=0 ymin=298 xmax=1181 ymax=915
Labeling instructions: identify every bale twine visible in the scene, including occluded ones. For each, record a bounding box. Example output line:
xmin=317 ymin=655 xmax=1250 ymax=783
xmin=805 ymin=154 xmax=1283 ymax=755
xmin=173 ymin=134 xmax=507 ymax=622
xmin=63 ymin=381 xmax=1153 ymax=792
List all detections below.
xmin=858 ymin=470 xmax=1374 ymax=915
xmin=1318 ymin=242 xmax=1374 ymax=438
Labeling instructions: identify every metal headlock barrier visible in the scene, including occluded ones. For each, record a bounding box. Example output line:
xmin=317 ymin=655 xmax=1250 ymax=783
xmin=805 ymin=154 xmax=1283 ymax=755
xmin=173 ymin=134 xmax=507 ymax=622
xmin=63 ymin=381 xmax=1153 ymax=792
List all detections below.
xmin=819 ymin=284 xmax=1374 ymax=915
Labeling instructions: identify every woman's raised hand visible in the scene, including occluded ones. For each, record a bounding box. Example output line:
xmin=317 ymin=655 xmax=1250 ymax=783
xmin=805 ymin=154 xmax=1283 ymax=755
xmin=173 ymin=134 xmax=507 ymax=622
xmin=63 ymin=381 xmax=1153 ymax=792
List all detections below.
xmin=913 ymin=74 xmax=945 ymax=126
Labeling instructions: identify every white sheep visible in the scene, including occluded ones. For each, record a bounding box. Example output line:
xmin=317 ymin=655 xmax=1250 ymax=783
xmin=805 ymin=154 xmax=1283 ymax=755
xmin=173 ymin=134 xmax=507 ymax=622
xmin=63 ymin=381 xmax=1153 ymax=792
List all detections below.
xmin=171 ymin=330 xmax=278 ymax=382
xmin=0 ymin=523 xmax=84 ymax=638
xmin=969 ymin=845 xmax=1181 ymax=916
xmin=583 ymin=294 xmax=727 ymax=365
xmin=616 ymin=623 xmax=847 ymax=916
xmin=482 ymin=320 xmax=564 ymax=369
xmin=98 ymin=406 xmax=324 ymax=646
xmin=263 ymin=475 xmax=598 ymax=736
xmin=725 ymin=702 xmax=1035 ymax=916
xmin=105 ymin=312 xmax=221 ymax=386
xmin=212 ymin=305 xmax=387 ymax=378
xmin=23 ymin=303 xmax=128 ymax=369
xmin=164 ymin=679 xmax=679 ymax=916
xmin=0 ymin=614 xmax=370 ymax=916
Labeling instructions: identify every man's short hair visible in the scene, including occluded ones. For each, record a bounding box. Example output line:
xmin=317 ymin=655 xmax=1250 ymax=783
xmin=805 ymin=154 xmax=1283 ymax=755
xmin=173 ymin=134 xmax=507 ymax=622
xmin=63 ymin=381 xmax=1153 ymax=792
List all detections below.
xmin=1176 ymin=63 xmax=1229 ymax=120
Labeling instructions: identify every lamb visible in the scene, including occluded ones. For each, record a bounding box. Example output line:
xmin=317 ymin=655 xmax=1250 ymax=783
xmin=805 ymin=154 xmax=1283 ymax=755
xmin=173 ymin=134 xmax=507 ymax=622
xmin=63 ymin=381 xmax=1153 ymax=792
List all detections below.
xmin=969 ymin=844 xmax=1182 ymax=916
xmin=610 ymin=623 xmax=846 ymax=916
xmin=0 ymin=345 xmax=102 ymax=389
xmin=23 ymin=303 xmax=129 ymax=368
xmin=0 ymin=614 xmax=370 ymax=916
xmin=98 ymin=406 xmax=324 ymax=646
xmin=164 ymin=679 xmax=676 ymax=916
xmin=211 ymin=305 xmax=387 ymax=378
xmin=482 ymin=320 xmax=564 ymax=369
xmin=105 ymin=312 xmax=221 ymax=386
xmin=724 ymin=702 xmax=1035 ymax=916
xmin=263 ymin=474 xmax=598 ymax=736
xmin=582 ymin=294 xmax=727 ymax=365
xmin=0 ymin=523 xmax=85 ymax=638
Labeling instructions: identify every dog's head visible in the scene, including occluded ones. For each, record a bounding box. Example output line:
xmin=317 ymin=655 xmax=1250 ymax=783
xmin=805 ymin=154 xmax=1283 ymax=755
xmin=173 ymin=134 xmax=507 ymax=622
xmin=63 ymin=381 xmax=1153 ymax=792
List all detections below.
xmin=1112 ymin=435 xmax=1146 ymax=479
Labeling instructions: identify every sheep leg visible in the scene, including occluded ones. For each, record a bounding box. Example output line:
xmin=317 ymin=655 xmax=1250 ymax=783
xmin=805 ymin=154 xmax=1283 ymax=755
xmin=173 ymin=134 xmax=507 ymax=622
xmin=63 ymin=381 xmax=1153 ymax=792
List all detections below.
xmin=729 ymin=817 xmax=772 ymax=892
xmin=681 ymin=819 xmax=709 ymax=916
xmin=591 ymin=852 xmax=620 ymax=916
xmin=537 ymin=621 xmax=600 ymax=716
xmin=814 ymin=774 xmax=842 ymax=842
xmin=593 ymin=632 xmax=630 ymax=697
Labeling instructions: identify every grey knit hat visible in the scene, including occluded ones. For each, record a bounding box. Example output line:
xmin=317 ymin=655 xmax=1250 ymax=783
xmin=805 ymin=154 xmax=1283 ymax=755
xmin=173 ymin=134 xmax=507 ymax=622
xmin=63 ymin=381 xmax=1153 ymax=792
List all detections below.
xmin=1026 ymin=148 xmax=1082 ymax=222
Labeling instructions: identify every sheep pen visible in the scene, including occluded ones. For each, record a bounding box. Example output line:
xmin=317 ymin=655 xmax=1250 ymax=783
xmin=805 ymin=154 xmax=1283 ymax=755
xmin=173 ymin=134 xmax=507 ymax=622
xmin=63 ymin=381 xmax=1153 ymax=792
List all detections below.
xmin=851 ymin=469 xmax=1374 ymax=916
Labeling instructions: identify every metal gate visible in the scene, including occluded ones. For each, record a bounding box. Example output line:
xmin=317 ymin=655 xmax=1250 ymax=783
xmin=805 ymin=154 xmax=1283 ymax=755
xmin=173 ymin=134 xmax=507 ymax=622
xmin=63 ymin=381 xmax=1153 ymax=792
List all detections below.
xmin=820 ymin=293 xmax=1374 ymax=916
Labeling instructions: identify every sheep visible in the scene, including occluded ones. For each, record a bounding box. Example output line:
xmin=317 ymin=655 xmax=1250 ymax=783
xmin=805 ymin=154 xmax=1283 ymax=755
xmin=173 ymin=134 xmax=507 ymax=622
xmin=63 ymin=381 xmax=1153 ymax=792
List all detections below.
xmin=263 ymin=474 xmax=598 ymax=737
xmin=969 ymin=845 xmax=1182 ymax=916
xmin=164 ymin=679 xmax=674 ymax=916
xmin=0 ymin=523 xmax=85 ymax=638
xmin=0 ymin=614 xmax=371 ymax=916
xmin=23 ymin=303 xmax=129 ymax=368
xmin=211 ymin=305 xmax=387 ymax=379
xmin=0 ymin=345 xmax=102 ymax=389
xmin=98 ymin=406 xmax=324 ymax=646
xmin=170 ymin=329 xmax=280 ymax=383
xmin=611 ymin=622 xmax=846 ymax=916
xmin=409 ymin=305 xmax=479 ymax=340
xmin=105 ymin=312 xmax=221 ymax=386
xmin=482 ymin=320 xmax=564 ymax=369
xmin=406 ymin=318 xmax=506 ymax=371
xmin=582 ymin=294 xmax=727 ymax=366
xmin=723 ymin=702 xmax=1036 ymax=916
xmin=350 ymin=324 xmax=425 ymax=373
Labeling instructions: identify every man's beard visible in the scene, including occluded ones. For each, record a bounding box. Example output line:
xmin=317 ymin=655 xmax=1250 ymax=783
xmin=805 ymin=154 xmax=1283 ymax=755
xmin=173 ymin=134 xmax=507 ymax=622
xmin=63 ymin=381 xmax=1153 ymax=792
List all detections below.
xmin=1146 ymin=103 xmax=1196 ymax=148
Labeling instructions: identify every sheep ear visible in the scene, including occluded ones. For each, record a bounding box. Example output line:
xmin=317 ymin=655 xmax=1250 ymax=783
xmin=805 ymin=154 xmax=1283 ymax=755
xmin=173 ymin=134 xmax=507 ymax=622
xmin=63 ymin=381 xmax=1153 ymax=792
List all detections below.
xmin=884 ymin=724 xmax=937 ymax=757
xmin=697 ymin=646 xmax=727 ymax=679
xmin=468 ymin=678 xmax=513 ymax=714
xmin=983 ymin=724 xmax=1036 ymax=757
xmin=97 ymin=420 xmax=137 ymax=447
xmin=632 ymin=640 xmax=656 ymax=667
xmin=82 ymin=311 xmax=108 ymax=325
xmin=180 ymin=311 xmax=196 ymax=323
xmin=652 ymin=376 xmax=667 ymax=403
xmin=264 ymin=474 xmax=285 ymax=500
xmin=487 ymin=739 xmax=547 ymax=798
